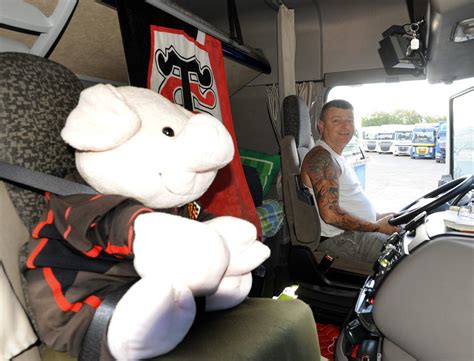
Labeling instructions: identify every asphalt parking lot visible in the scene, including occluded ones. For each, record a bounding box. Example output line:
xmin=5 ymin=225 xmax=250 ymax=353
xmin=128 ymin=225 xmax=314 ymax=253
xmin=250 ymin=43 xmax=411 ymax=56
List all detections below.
xmin=363 ymin=152 xmax=447 ymax=213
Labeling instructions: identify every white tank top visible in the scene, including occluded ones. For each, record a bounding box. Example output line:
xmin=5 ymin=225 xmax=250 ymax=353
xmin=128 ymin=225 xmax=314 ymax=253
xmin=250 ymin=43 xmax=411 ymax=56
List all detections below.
xmin=308 ymin=140 xmax=377 ymax=237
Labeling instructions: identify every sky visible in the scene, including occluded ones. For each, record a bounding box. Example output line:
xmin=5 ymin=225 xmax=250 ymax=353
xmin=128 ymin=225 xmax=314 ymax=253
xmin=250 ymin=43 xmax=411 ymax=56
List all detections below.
xmin=328 ymin=77 xmax=474 ymax=127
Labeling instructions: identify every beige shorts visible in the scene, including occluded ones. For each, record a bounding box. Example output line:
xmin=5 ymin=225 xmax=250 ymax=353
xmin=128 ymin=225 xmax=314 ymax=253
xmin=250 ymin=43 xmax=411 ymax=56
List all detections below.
xmin=317 ymin=231 xmax=389 ymax=264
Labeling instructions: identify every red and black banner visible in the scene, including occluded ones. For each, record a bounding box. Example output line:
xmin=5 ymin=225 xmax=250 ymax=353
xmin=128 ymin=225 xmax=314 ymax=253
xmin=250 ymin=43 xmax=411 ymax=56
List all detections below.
xmin=117 ymin=0 xmax=261 ymax=236
xmin=147 ymin=26 xmax=221 ymax=118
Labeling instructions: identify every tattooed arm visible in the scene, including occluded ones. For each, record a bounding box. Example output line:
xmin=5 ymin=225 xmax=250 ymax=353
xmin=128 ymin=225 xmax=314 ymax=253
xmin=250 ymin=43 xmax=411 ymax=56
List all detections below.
xmin=301 ymin=146 xmax=398 ymax=235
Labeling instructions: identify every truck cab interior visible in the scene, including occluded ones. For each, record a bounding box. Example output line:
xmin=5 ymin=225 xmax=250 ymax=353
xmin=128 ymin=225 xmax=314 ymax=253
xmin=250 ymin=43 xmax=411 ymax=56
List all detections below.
xmin=1 ymin=0 xmax=473 ymax=360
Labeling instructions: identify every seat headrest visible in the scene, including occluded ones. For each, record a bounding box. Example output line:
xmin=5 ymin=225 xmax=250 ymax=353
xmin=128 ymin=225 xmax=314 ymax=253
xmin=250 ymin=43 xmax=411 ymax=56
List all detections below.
xmin=281 ymin=95 xmax=313 ymax=149
xmin=0 ymin=52 xmax=83 ymax=230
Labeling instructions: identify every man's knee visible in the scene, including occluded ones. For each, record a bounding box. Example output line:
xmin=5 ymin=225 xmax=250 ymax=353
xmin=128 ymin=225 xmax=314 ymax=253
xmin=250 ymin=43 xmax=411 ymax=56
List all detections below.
xmin=357 ymin=232 xmax=388 ymax=262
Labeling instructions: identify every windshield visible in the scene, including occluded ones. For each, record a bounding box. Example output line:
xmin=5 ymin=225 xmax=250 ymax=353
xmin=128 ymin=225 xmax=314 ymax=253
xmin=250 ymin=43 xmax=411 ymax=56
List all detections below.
xmin=377 ymin=133 xmax=394 ymax=140
xmin=328 ymin=79 xmax=472 ymax=212
xmin=412 ymin=130 xmax=435 ymax=143
xmin=395 ymin=131 xmax=412 ymax=140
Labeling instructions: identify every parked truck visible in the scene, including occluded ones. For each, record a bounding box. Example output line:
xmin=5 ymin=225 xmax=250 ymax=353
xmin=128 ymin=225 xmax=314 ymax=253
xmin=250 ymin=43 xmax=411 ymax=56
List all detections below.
xmin=435 ymin=121 xmax=447 ymax=162
xmin=410 ymin=123 xmax=438 ymax=159
xmin=393 ymin=125 xmax=414 ymax=156
xmin=375 ymin=125 xmax=395 ymax=154
xmin=362 ymin=126 xmax=380 ymax=152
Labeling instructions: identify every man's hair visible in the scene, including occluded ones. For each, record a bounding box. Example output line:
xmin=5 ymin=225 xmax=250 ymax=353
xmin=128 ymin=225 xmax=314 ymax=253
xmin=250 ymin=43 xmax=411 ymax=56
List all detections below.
xmin=320 ymin=99 xmax=354 ymax=121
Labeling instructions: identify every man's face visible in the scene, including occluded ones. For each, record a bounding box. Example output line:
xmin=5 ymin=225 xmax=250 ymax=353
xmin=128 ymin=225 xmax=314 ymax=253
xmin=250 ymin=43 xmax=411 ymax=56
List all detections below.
xmin=318 ymin=107 xmax=355 ymax=148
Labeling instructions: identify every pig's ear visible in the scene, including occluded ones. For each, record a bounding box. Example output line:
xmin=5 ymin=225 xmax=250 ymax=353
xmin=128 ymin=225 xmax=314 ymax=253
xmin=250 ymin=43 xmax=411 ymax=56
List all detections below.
xmin=61 ymin=84 xmax=141 ymax=151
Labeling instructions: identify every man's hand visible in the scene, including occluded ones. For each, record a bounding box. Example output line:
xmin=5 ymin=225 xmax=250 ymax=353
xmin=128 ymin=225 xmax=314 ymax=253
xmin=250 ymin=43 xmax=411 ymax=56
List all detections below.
xmin=376 ymin=212 xmax=397 ymax=220
xmin=375 ymin=214 xmax=401 ymax=235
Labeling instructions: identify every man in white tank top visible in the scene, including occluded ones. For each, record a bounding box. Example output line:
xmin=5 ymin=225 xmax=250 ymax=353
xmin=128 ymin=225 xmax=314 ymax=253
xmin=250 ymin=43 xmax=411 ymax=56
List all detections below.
xmin=301 ymin=100 xmax=400 ymax=264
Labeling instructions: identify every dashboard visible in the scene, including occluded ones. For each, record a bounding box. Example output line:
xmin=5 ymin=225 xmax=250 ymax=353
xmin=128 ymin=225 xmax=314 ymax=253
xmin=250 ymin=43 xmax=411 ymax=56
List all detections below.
xmin=337 ymin=209 xmax=474 ymax=360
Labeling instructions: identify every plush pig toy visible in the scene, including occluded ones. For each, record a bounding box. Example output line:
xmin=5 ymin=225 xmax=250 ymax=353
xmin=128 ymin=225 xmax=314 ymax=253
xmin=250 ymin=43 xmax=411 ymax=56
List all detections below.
xmin=24 ymin=84 xmax=270 ymax=360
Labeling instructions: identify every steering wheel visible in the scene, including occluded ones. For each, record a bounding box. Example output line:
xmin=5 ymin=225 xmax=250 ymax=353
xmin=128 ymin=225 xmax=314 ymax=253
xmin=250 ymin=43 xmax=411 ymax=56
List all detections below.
xmin=389 ymin=175 xmax=473 ymax=226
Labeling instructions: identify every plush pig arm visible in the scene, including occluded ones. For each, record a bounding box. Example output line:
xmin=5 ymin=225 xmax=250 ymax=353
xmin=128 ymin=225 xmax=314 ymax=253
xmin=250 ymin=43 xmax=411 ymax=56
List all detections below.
xmin=204 ymin=217 xmax=271 ymax=311
xmin=132 ymin=213 xmax=230 ymax=294
xmin=107 ymin=212 xmax=230 ymax=359
xmin=204 ymin=216 xmax=270 ymax=277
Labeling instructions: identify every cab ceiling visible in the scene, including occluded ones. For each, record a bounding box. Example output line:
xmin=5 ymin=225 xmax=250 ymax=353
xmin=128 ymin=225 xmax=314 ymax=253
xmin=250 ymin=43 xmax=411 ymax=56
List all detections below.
xmin=3 ymin=0 xmax=410 ymax=86
xmin=3 ymin=0 xmax=471 ymax=87
xmin=176 ymin=0 xmax=412 ymax=86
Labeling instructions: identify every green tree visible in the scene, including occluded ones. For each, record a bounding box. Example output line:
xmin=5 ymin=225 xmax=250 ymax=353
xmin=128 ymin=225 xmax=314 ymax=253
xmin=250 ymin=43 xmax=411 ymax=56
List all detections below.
xmin=392 ymin=109 xmax=423 ymax=124
xmin=361 ymin=109 xmax=445 ymax=126
xmin=361 ymin=111 xmax=392 ymax=126
xmin=425 ymin=114 xmax=447 ymax=124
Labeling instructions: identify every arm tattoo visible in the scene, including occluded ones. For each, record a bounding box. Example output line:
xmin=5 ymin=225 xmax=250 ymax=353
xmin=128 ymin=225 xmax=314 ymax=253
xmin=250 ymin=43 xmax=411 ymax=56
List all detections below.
xmin=306 ymin=148 xmax=340 ymax=211
xmin=304 ymin=147 xmax=378 ymax=232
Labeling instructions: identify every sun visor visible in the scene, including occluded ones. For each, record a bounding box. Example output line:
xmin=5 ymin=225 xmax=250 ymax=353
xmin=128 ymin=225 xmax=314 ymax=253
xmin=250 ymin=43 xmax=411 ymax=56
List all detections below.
xmin=425 ymin=1 xmax=474 ymax=83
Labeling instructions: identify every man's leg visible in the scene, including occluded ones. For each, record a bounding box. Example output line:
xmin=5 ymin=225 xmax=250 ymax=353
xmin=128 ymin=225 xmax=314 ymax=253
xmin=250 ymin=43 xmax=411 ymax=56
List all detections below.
xmin=317 ymin=231 xmax=388 ymax=264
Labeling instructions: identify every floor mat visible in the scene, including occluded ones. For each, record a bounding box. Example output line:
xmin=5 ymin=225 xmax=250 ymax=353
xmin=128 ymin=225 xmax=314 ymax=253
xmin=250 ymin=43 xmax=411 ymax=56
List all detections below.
xmin=317 ymin=323 xmax=340 ymax=361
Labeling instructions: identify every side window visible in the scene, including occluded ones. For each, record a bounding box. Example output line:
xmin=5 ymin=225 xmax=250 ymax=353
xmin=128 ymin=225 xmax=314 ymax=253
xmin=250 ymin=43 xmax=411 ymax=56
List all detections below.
xmin=450 ymin=87 xmax=474 ymax=178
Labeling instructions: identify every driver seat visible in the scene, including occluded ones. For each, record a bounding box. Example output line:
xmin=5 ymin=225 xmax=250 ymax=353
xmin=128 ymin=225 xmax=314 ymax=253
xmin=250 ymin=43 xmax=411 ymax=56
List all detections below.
xmin=280 ymin=95 xmax=371 ymax=324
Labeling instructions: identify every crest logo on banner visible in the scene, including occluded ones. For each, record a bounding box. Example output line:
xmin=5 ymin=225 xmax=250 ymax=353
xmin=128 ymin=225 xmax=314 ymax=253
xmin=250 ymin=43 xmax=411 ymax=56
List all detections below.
xmin=148 ymin=27 xmax=221 ymax=119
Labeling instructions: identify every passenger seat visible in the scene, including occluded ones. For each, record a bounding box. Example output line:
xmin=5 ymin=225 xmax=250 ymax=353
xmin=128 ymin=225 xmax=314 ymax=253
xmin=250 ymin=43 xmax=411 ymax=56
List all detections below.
xmin=0 ymin=52 xmax=323 ymax=361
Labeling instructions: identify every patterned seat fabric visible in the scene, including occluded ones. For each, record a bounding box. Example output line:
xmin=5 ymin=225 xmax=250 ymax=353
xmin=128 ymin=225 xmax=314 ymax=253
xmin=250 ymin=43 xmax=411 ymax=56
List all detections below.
xmin=281 ymin=95 xmax=316 ymax=160
xmin=0 ymin=52 xmax=83 ymax=230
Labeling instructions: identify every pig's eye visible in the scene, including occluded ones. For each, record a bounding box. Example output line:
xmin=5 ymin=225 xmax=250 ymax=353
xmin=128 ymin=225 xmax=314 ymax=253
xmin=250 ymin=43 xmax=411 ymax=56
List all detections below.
xmin=162 ymin=127 xmax=175 ymax=137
